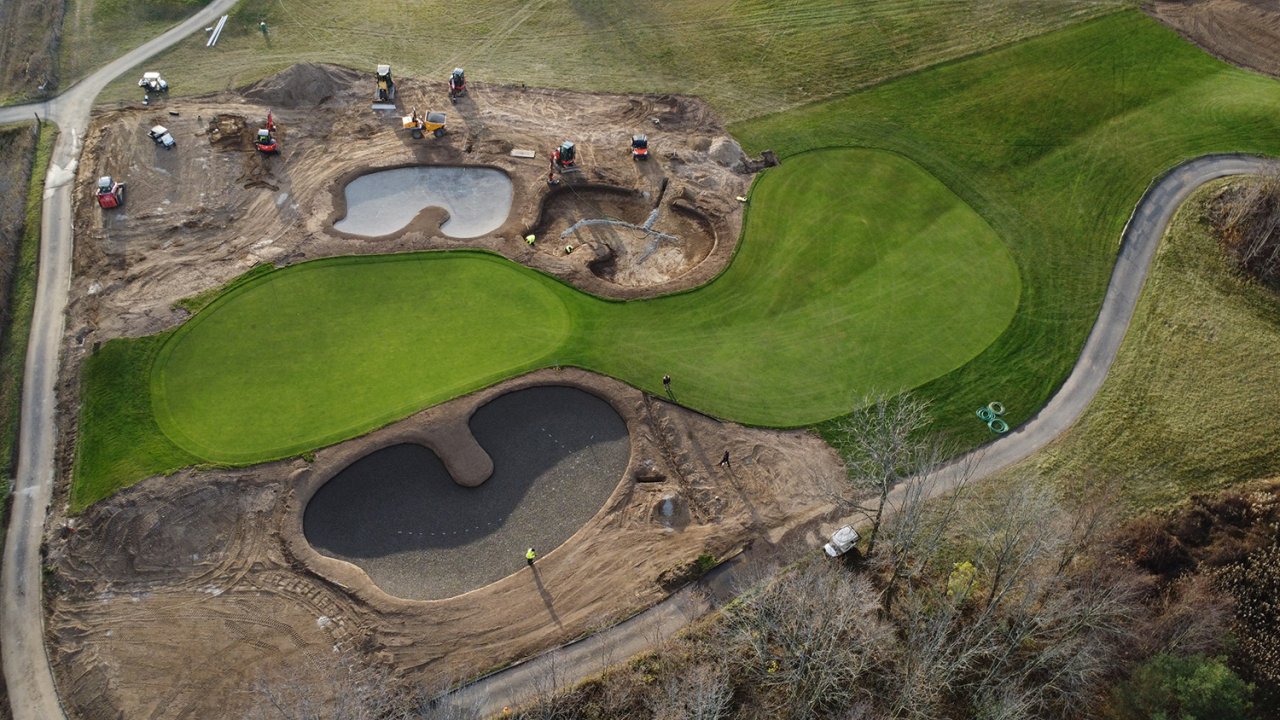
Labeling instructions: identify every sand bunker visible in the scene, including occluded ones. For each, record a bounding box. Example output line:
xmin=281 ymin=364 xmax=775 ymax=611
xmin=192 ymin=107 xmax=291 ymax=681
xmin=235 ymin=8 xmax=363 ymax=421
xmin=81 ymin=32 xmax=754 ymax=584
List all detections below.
xmin=334 ymin=166 xmax=513 ymax=238
xmin=301 ymin=386 xmax=629 ymax=600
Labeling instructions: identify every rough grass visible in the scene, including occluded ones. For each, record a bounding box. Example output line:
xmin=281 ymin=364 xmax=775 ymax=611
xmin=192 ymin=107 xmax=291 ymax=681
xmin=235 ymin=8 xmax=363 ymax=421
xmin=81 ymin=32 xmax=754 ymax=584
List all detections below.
xmin=101 ymin=149 xmax=1013 ymax=470
xmin=90 ymin=0 xmax=1125 ymax=121
xmin=1018 ymin=181 xmax=1280 ymax=512
xmin=59 ymin=0 xmax=208 ymax=90
xmin=0 ymin=121 xmax=55 ymax=501
xmin=731 ymin=10 xmax=1280 ymax=448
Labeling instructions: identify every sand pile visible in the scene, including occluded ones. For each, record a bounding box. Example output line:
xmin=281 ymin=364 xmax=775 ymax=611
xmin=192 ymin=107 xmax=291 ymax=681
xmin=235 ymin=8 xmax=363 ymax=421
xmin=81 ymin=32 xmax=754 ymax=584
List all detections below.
xmin=243 ymin=63 xmax=362 ymax=107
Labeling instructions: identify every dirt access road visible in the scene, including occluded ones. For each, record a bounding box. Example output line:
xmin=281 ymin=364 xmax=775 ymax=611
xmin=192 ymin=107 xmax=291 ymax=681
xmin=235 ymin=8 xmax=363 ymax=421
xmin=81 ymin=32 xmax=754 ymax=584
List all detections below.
xmin=0 ymin=5 xmax=239 ymax=720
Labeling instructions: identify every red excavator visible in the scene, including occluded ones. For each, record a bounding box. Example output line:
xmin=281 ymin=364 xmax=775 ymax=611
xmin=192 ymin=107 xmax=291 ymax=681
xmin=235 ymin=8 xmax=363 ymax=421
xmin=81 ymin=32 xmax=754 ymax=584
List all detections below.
xmin=254 ymin=111 xmax=279 ymax=154
xmin=448 ymin=68 xmax=467 ymax=104
xmin=95 ymin=176 xmax=125 ymax=209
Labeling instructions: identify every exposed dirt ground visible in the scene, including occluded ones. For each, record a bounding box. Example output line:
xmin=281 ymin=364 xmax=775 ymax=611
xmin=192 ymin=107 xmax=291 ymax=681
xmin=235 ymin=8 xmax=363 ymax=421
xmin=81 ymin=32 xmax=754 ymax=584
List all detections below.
xmin=45 ymin=64 xmax=838 ymax=719
xmin=66 ymin=63 xmax=752 ymax=345
xmin=1150 ymin=0 xmax=1280 ymax=78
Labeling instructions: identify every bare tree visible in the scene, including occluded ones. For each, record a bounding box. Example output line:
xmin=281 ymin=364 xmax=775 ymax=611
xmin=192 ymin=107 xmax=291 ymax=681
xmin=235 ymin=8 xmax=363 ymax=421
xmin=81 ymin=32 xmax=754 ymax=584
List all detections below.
xmin=723 ymin=561 xmax=892 ymax=719
xmin=830 ymin=393 xmax=934 ymax=556
xmin=653 ymin=662 xmax=732 ymax=720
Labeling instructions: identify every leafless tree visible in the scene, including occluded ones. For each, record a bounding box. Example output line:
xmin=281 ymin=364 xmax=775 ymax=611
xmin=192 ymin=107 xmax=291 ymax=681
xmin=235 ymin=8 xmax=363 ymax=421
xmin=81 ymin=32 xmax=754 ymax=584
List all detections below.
xmin=723 ymin=561 xmax=892 ymax=719
xmin=652 ymin=662 xmax=733 ymax=720
xmin=830 ymin=393 xmax=934 ymax=556
xmin=1214 ymin=169 xmax=1280 ymax=283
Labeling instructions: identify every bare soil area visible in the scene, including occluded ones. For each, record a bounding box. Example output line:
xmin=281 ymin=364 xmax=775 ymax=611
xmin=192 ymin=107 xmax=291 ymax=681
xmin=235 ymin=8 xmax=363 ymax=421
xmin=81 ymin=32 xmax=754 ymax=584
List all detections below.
xmin=47 ymin=368 xmax=846 ymax=719
xmin=1150 ymin=0 xmax=1280 ymax=78
xmin=67 ymin=63 xmax=751 ymax=346
xmin=45 ymin=64 xmax=834 ymax=719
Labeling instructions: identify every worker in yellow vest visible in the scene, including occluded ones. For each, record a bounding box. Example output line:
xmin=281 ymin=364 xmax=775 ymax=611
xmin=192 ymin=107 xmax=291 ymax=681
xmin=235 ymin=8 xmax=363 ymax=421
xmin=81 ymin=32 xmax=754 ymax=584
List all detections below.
xmin=526 ymin=547 xmax=537 ymax=566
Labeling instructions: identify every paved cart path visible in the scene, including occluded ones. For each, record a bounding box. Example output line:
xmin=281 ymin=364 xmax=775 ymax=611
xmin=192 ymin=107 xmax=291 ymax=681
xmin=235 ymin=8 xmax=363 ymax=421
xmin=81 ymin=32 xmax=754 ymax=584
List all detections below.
xmin=443 ymin=153 xmax=1280 ymax=718
xmin=0 ymin=3 xmax=239 ymax=719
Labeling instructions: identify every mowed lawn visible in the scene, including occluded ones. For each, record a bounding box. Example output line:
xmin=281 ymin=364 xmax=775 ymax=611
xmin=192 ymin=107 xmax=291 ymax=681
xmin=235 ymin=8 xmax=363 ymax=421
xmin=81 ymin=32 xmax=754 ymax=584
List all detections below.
xmin=731 ymin=10 xmax=1280 ymax=445
xmin=79 ymin=148 xmax=1015 ymax=504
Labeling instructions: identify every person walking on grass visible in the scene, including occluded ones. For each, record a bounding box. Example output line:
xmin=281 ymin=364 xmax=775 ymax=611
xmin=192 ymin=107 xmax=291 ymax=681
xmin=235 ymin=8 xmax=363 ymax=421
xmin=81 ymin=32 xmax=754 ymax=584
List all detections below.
xmin=526 ymin=547 xmax=537 ymax=566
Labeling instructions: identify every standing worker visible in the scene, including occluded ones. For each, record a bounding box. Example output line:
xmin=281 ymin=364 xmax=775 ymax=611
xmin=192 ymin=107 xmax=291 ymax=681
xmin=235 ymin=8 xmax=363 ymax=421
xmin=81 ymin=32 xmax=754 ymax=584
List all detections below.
xmin=526 ymin=547 xmax=537 ymax=566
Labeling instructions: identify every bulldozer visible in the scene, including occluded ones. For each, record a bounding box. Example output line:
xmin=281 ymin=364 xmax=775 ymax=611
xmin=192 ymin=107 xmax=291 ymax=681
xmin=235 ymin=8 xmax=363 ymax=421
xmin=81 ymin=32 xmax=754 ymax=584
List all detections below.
xmin=372 ymin=65 xmax=396 ymax=110
xmin=96 ymin=176 xmax=125 ymax=209
xmin=403 ymin=108 xmax=447 ymax=139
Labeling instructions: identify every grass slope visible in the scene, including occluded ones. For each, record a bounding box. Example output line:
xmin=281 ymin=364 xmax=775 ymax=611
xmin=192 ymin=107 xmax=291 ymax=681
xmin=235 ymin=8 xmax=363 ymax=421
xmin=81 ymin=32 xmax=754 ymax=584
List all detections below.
xmin=1023 ymin=181 xmax=1280 ymax=511
xmin=84 ymin=149 xmax=1013 ymax=489
xmin=730 ymin=10 xmax=1280 ymax=447
xmin=90 ymin=0 xmax=1124 ymax=120
xmin=0 ymin=122 xmax=55 ymax=501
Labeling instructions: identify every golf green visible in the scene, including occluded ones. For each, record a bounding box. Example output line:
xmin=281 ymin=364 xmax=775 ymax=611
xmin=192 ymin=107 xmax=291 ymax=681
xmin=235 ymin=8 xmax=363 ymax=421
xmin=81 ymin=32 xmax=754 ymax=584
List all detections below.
xmin=149 ymin=148 xmax=1019 ymax=463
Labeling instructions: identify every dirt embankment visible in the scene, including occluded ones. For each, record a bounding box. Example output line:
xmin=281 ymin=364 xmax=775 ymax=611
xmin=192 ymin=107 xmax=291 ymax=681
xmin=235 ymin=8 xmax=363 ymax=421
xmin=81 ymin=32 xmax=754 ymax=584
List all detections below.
xmin=1150 ymin=0 xmax=1280 ymax=78
xmin=46 ymin=64 xmax=826 ymax=719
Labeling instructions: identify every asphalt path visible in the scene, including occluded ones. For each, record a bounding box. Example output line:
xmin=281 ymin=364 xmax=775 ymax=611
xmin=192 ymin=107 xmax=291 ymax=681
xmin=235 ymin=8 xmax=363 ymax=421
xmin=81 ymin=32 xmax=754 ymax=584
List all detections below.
xmin=0 ymin=11 xmax=1276 ymax=717
xmin=0 ymin=3 xmax=238 ymax=719
xmin=443 ymin=154 xmax=1280 ymax=718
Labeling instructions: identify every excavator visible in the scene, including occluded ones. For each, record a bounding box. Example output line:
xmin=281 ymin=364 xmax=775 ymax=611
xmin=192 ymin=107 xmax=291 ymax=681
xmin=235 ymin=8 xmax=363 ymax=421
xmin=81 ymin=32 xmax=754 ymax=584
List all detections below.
xmin=403 ymin=108 xmax=447 ymax=139
xmin=372 ymin=65 xmax=396 ymax=110
xmin=547 ymin=140 xmax=579 ymax=184
xmin=448 ymin=68 xmax=467 ymax=104
xmin=96 ymin=176 xmax=125 ymax=209
xmin=254 ymin=111 xmax=279 ymax=154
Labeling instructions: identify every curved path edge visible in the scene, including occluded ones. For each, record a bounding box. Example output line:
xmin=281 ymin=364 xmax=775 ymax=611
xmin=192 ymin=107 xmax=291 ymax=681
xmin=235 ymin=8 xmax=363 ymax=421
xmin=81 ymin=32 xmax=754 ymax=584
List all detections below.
xmin=0 ymin=3 xmax=240 ymax=720
xmin=443 ymin=153 xmax=1280 ymax=717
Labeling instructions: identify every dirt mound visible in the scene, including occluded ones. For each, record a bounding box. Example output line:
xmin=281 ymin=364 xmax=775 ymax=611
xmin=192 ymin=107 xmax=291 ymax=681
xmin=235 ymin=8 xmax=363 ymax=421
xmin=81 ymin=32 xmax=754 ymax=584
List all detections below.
xmin=243 ymin=63 xmax=361 ymax=107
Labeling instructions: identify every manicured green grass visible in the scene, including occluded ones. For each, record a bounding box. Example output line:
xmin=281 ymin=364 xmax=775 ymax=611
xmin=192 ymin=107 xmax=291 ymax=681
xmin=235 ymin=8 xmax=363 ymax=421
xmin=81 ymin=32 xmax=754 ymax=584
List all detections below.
xmin=74 ymin=334 xmax=199 ymax=511
xmin=730 ymin=10 xmax=1280 ymax=447
xmin=84 ymin=148 xmax=1014 ymax=487
xmin=1020 ymin=181 xmax=1280 ymax=512
xmin=91 ymin=0 xmax=1124 ymax=120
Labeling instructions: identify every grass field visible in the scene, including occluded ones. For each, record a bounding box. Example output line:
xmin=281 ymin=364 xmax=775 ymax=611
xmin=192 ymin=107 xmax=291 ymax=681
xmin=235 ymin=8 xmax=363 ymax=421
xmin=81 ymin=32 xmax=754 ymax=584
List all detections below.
xmin=1018 ymin=181 xmax=1280 ymax=512
xmin=730 ymin=10 xmax=1280 ymax=447
xmin=78 ymin=148 xmax=1015 ymax=499
xmin=88 ymin=0 xmax=1124 ymax=120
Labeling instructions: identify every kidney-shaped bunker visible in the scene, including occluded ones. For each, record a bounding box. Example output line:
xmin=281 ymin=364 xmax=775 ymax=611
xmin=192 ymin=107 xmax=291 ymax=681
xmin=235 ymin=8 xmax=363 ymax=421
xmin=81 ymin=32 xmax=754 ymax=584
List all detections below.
xmin=334 ymin=166 xmax=513 ymax=238
xmin=302 ymin=386 xmax=630 ymax=600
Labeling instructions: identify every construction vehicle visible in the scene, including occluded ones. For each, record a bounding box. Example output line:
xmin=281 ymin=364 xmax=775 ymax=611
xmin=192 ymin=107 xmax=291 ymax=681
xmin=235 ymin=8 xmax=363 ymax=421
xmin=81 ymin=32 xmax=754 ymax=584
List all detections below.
xmin=552 ymin=140 xmax=577 ymax=169
xmin=95 ymin=176 xmax=125 ymax=209
xmin=148 ymin=125 xmax=176 ymax=149
xmin=547 ymin=140 xmax=579 ymax=184
xmin=448 ymin=68 xmax=467 ymax=104
xmin=373 ymin=65 xmax=396 ymax=110
xmin=254 ymin=111 xmax=279 ymax=154
xmin=138 ymin=72 xmax=169 ymax=94
xmin=630 ymin=134 xmax=649 ymax=160
xmin=402 ymin=108 xmax=447 ymax=139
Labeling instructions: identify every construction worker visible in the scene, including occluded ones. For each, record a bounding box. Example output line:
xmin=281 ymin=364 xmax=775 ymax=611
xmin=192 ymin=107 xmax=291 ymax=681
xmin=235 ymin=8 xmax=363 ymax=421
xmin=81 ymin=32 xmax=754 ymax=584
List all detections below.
xmin=526 ymin=547 xmax=537 ymax=566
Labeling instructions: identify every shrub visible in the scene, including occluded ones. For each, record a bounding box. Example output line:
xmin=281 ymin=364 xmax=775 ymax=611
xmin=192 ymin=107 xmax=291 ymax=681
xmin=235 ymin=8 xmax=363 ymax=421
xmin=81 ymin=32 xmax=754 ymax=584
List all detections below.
xmin=1111 ymin=653 xmax=1253 ymax=720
